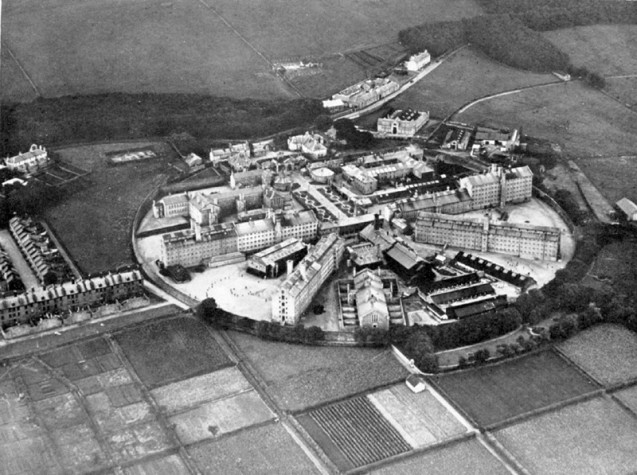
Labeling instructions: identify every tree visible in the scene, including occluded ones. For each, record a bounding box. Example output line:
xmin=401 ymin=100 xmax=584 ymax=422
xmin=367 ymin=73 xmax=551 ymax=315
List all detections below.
xmin=404 ymin=329 xmax=434 ymax=358
xmin=43 ymin=271 xmax=58 ymax=286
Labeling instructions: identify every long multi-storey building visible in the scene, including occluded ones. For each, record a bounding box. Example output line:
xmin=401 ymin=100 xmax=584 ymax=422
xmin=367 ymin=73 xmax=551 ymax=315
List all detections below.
xmin=415 ymin=212 xmax=560 ymax=261
xmin=0 ymin=269 xmax=143 ymax=327
xmin=271 ymin=233 xmax=344 ymax=325
xmin=377 ymin=109 xmax=429 ymax=137
xmin=332 ymin=78 xmax=399 ymax=110
xmin=4 ymin=144 xmax=49 ymax=173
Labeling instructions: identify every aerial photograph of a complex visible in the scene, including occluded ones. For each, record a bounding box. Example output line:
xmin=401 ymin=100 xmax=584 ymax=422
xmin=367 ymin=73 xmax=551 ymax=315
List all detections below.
xmin=1 ymin=0 xmax=637 ymax=473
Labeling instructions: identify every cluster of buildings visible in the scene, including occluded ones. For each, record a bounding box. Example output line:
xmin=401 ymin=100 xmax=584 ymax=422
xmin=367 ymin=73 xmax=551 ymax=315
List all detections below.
xmin=342 ymin=148 xmax=434 ymax=195
xmin=272 ymin=233 xmax=344 ymax=325
xmin=396 ymin=165 xmax=533 ymax=219
xmin=441 ymin=125 xmax=520 ymax=155
xmin=9 ymin=217 xmax=69 ymax=283
xmin=3 ymin=144 xmax=50 ymax=174
xmin=377 ymin=109 xmax=429 ymax=137
xmin=287 ymin=132 xmax=327 ymax=158
xmin=415 ymin=212 xmax=561 ymax=261
xmin=0 ymin=269 xmax=143 ymax=328
xmin=0 ymin=247 xmax=22 ymax=293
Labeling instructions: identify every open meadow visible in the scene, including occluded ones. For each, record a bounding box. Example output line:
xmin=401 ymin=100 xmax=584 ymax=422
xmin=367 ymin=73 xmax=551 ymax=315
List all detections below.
xmin=432 ymin=350 xmax=599 ymax=428
xmin=115 ymin=316 xmax=232 ymax=389
xmin=456 ymin=81 xmax=637 ymax=158
xmin=558 ymin=324 xmax=637 ymax=387
xmin=494 ymin=396 xmax=637 ymax=475
xmin=228 ymin=330 xmax=408 ymax=412
xmin=388 ymin=46 xmax=556 ymax=119
xmin=544 ymin=25 xmax=637 ymax=77
xmin=187 ymin=422 xmax=322 ymax=475
xmin=1 ymin=0 xmax=292 ymax=102
xmin=371 ymin=438 xmax=509 ymax=475
xmin=45 ymin=141 xmax=180 ymax=274
xmin=576 ymin=156 xmax=637 ymax=204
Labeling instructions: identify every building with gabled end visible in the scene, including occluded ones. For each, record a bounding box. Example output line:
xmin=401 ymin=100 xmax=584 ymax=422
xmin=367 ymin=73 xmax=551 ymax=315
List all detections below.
xmin=247 ymin=238 xmax=307 ymax=278
xmin=333 ymin=78 xmax=400 ymax=110
xmin=287 ymin=132 xmax=327 ymax=158
xmin=405 ymin=50 xmax=431 ymax=71
xmin=354 ymin=269 xmax=390 ymax=329
xmin=5 ymin=144 xmax=49 ymax=173
xmin=271 ymin=233 xmax=344 ymax=325
xmin=0 ymin=269 xmax=143 ymax=327
xmin=377 ymin=109 xmax=429 ymax=137
xmin=616 ymin=197 xmax=637 ymax=221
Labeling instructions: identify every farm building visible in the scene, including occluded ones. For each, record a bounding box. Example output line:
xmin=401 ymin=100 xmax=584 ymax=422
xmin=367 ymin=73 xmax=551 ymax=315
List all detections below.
xmin=406 ymin=374 xmax=426 ymax=393
xmin=5 ymin=144 xmax=49 ymax=173
xmin=474 ymin=128 xmax=520 ymax=152
xmin=405 ymin=50 xmax=431 ymax=71
xmin=377 ymin=109 xmax=429 ymax=137
xmin=616 ymin=197 xmax=637 ymax=221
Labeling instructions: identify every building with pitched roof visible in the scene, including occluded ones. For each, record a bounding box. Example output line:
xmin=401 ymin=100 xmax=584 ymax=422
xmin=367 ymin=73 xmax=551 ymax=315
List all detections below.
xmin=272 ymin=233 xmax=344 ymax=325
xmin=405 ymin=50 xmax=431 ymax=71
xmin=247 ymin=238 xmax=307 ymax=278
xmin=5 ymin=144 xmax=49 ymax=173
xmin=354 ymin=269 xmax=390 ymax=329
xmin=616 ymin=197 xmax=637 ymax=221
xmin=377 ymin=109 xmax=429 ymax=137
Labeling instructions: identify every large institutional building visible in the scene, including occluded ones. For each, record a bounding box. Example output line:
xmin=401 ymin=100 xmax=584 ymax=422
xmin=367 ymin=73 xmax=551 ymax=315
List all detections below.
xmin=397 ymin=165 xmax=533 ymax=219
xmin=271 ymin=233 xmax=344 ymax=325
xmin=415 ymin=212 xmax=561 ymax=261
xmin=0 ymin=269 xmax=143 ymax=327
xmin=332 ymin=78 xmax=399 ymax=110
xmin=377 ymin=109 xmax=429 ymax=137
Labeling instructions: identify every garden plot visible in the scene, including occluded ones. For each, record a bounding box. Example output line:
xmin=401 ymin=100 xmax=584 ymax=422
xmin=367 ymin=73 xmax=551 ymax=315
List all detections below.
xmin=558 ymin=324 xmax=637 ymax=387
xmin=495 ymin=396 xmax=637 ymax=475
xmin=124 ymin=454 xmax=191 ymax=475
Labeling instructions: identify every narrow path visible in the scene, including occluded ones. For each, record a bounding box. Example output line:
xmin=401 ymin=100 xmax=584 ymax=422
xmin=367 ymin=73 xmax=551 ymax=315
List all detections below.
xmin=40 ymin=220 xmax=83 ymax=280
xmin=605 ymin=74 xmax=637 ymax=79
xmin=194 ymin=0 xmax=303 ymax=98
xmin=2 ymin=41 xmax=41 ymax=97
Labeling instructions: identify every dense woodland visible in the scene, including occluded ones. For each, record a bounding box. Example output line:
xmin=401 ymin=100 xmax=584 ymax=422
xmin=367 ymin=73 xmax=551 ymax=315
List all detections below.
xmin=399 ymin=1 xmax=637 ymax=73
xmin=0 ymin=94 xmax=324 ymax=157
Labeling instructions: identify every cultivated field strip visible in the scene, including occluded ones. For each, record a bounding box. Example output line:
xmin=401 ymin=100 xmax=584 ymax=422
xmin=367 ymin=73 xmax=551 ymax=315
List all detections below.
xmin=308 ymin=397 xmax=411 ymax=468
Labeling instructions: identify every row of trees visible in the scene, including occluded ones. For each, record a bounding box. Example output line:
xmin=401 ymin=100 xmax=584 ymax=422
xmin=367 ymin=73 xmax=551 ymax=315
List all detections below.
xmin=0 ymin=94 xmax=324 ymax=158
xmin=399 ymin=2 xmax=637 ymax=74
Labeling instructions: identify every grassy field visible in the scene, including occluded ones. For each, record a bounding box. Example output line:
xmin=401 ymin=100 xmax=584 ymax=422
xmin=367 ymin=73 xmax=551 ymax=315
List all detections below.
xmin=368 ymin=384 xmax=466 ymax=448
xmin=187 ymin=423 xmax=322 ymax=475
xmin=495 ymin=396 xmax=637 ymax=475
xmin=457 ymin=81 xmax=637 ymax=158
xmin=388 ymin=46 xmax=556 ymax=119
xmin=558 ymin=324 xmax=637 ymax=387
xmin=576 ymin=156 xmax=637 ymax=204
xmin=0 ymin=47 xmax=38 ymax=103
xmin=544 ymin=25 xmax=637 ymax=77
xmin=371 ymin=438 xmax=509 ymax=475
xmin=124 ymin=454 xmax=190 ymax=475
xmin=614 ymin=384 xmax=637 ymax=415
xmin=605 ymin=77 xmax=637 ymax=110
xmin=432 ymin=350 xmax=599 ymax=428
xmin=115 ymin=316 xmax=232 ymax=389
xmin=228 ymin=330 xmax=408 ymax=412
xmin=45 ymin=141 xmax=180 ymax=274
xmin=1 ymin=0 xmax=292 ymax=103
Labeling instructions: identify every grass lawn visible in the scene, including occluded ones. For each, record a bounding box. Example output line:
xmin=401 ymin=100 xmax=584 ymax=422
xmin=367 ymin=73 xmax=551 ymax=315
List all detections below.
xmin=389 ymin=46 xmax=556 ymax=119
xmin=605 ymin=77 xmax=637 ymax=110
xmin=45 ymin=142 xmax=179 ymax=274
xmin=576 ymin=156 xmax=637 ymax=205
xmin=187 ymin=423 xmax=322 ymax=475
xmin=1 ymin=0 xmax=291 ymax=102
xmin=228 ymin=330 xmax=408 ymax=412
xmin=495 ymin=396 xmax=637 ymax=475
xmin=371 ymin=438 xmax=509 ymax=475
xmin=432 ymin=350 xmax=599 ymax=428
xmin=558 ymin=324 xmax=637 ymax=387
xmin=614 ymin=384 xmax=637 ymax=414
xmin=457 ymin=81 xmax=637 ymax=158
xmin=544 ymin=25 xmax=637 ymax=77
xmin=115 ymin=316 xmax=232 ymax=389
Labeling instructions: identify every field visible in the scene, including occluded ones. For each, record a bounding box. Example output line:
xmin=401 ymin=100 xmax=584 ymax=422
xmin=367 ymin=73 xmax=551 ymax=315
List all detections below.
xmin=495 ymin=396 xmax=637 ymax=475
xmin=299 ymin=396 xmax=412 ymax=471
xmin=432 ymin=350 xmax=599 ymax=428
xmin=368 ymin=384 xmax=467 ymax=448
xmin=371 ymin=438 xmax=509 ymax=475
xmin=544 ymin=25 xmax=637 ymax=77
xmin=605 ymin=77 xmax=637 ymax=110
xmin=576 ymin=156 xmax=637 ymax=205
xmin=1 ymin=0 xmax=292 ymax=103
xmin=228 ymin=330 xmax=408 ymax=412
xmin=187 ymin=423 xmax=322 ymax=475
xmin=1 ymin=0 xmax=483 ymax=104
xmin=115 ymin=316 xmax=232 ymax=389
xmin=614 ymin=384 xmax=637 ymax=414
xmin=124 ymin=454 xmax=190 ymax=475
xmin=0 ymin=47 xmax=38 ymax=103
xmin=558 ymin=324 xmax=637 ymax=387
xmin=387 ymin=46 xmax=556 ymax=119
xmin=44 ymin=141 xmax=180 ymax=274
xmin=456 ymin=81 xmax=637 ymax=158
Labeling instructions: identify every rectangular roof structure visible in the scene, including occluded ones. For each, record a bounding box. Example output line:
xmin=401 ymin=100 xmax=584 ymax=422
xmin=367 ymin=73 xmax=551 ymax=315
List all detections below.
xmin=617 ymin=197 xmax=637 ymax=219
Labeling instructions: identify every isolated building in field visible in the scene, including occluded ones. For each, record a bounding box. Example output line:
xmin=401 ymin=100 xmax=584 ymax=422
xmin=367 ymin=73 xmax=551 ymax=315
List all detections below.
xmin=616 ymin=197 xmax=637 ymax=222
xmin=414 ymin=212 xmax=560 ymax=261
xmin=271 ymin=233 xmax=344 ymax=325
xmin=405 ymin=51 xmax=431 ymax=72
xmin=5 ymin=144 xmax=49 ymax=173
xmin=377 ymin=109 xmax=429 ymax=137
